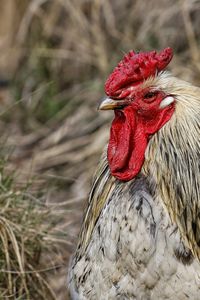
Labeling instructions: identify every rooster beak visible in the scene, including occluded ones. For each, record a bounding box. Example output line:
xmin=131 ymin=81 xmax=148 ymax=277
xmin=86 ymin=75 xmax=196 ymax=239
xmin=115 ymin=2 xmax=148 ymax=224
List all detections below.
xmin=98 ymin=97 xmax=130 ymax=110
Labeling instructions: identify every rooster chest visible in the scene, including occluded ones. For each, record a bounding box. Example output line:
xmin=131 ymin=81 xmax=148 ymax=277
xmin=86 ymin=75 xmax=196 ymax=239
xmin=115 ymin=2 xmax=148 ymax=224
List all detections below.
xmin=69 ymin=175 xmax=200 ymax=300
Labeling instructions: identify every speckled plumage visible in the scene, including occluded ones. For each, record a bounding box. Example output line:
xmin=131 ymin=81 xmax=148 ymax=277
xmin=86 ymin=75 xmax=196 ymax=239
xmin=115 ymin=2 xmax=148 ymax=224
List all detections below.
xmin=68 ymin=72 xmax=200 ymax=299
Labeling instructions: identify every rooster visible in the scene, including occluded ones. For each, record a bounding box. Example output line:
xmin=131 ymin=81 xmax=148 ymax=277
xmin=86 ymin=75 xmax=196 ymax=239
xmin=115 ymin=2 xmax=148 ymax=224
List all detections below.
xmin=68 ymin=48 xmax=200 ymax=299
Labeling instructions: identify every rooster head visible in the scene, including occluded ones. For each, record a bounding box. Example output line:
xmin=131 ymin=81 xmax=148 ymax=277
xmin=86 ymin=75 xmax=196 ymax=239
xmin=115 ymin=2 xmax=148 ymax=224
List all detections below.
xmin=99 ymin=48 xmax=175 ymax=181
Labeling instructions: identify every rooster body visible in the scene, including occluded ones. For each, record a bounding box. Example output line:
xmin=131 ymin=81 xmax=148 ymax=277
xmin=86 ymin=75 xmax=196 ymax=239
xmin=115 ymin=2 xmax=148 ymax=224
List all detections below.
xmin=68 ymin=50 xmax=200 ymax=299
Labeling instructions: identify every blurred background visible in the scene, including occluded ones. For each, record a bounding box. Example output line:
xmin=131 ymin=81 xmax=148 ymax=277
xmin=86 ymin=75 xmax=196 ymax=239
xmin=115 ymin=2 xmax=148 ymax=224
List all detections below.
xmin=0 ymin=0 xmax=200 ymax=299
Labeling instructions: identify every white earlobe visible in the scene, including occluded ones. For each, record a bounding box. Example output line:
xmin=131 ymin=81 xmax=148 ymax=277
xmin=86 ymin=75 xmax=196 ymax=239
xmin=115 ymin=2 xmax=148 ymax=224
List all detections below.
xmin=159 ymin=96 xmax=174 ymax=109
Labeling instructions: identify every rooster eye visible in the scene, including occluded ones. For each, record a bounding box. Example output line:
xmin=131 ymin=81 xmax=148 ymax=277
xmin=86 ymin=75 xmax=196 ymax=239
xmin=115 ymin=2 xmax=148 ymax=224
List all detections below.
xmin=144 ymin=91 xmax=158 ymax=102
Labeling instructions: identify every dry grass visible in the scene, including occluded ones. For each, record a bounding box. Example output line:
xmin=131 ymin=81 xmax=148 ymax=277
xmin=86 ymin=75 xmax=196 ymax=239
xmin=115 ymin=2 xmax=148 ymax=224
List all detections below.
xmin=0 ymin=157 xmax=57 ymax=299
xmin=0 ymin=0 xmax=200 ymax=299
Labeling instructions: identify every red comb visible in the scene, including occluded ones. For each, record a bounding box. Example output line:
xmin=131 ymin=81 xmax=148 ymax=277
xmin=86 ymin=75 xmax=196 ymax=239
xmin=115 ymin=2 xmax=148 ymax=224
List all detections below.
xmin=105 ymin=47 xmax=173 ymax=98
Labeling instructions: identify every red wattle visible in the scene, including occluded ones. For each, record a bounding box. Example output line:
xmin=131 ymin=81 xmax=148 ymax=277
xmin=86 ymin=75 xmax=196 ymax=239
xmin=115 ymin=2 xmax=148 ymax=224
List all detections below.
xmin=107 ymin=107 xmax=148 ymax=181
xmin=107 ymin=103 xmax=175 ymax=181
